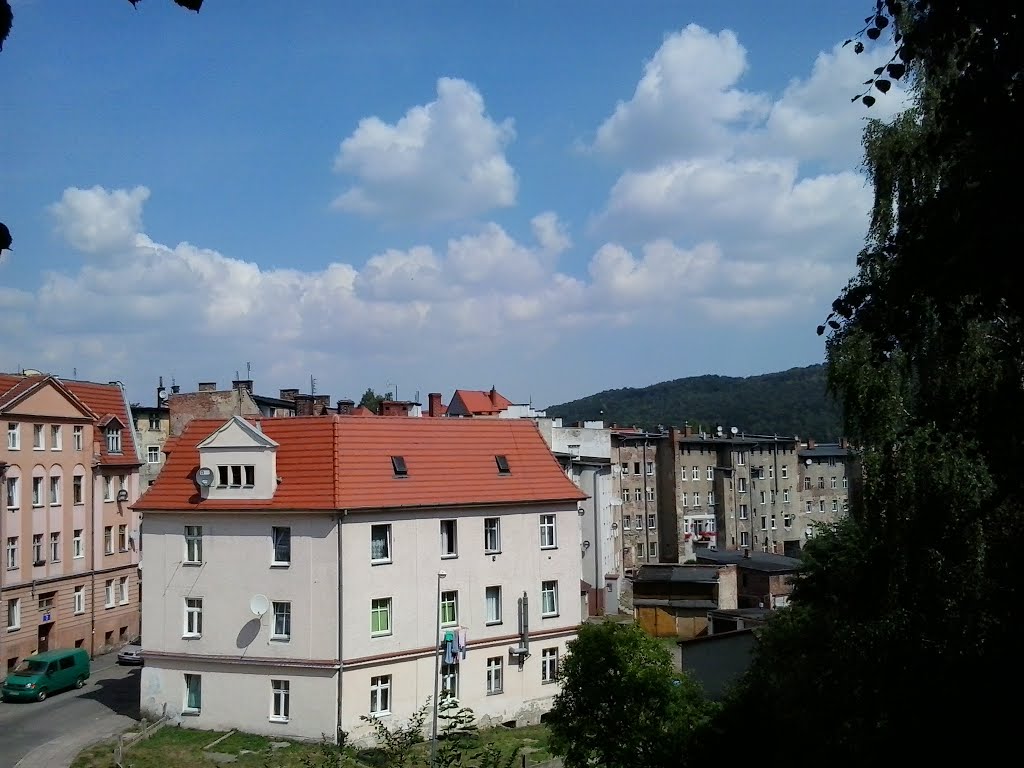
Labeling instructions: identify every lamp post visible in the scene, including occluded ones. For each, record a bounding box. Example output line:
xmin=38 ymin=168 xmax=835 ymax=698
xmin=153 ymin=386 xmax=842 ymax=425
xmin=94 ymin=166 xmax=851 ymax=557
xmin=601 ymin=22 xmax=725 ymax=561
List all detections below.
xmin=430 ymin=570 xmax=447 ymax=768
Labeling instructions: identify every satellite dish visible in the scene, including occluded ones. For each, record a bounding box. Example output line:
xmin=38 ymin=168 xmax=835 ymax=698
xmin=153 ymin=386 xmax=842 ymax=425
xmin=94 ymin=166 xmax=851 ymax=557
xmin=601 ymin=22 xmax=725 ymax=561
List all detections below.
xmin=195 ymin=467 xmax=216 ymax=488
xmin=805 ymin=458 xmax=813 ymax=465
xmin=250 ymin=594 xmax=270 ymax=617
xmin=730 ymin=426 xmax=739 ymax=435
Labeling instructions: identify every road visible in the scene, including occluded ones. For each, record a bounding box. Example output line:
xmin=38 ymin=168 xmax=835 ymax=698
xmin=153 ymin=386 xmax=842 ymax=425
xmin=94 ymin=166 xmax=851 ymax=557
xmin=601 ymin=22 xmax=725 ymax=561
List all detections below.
xmin=0 ymin=653 xmax=140 ymax=768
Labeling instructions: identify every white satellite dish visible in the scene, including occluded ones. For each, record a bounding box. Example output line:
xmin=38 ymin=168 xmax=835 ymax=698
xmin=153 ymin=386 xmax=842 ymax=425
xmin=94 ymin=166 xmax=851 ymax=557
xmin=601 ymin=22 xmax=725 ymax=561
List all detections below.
xmin=730 ymin=426 xmax=739 ymax=435
xmin=195 ymin=467 xmax=216 ymax=488
xmin=250 ymin=594 xmax=270 ymax=617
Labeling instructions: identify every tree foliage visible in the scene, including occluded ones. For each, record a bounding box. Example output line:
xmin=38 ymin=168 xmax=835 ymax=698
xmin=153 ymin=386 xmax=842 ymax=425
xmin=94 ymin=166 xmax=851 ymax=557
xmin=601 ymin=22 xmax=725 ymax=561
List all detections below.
xmin=716 ymin=1 xmax=1024 ymax=762
xmin=357 ymin=388 xmax=392 ymax=414
xmin=547 ymin=621 xmax=716 ymax=768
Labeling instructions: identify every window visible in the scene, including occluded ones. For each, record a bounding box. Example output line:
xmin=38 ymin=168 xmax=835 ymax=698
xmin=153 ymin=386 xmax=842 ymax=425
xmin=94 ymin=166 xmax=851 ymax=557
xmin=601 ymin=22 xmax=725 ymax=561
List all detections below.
xmin=73 ymin=426 xmax=83 ymax=451
xmin=38 ymin=593 xmax=54 ymax=611
xmin=103 ymin=476 xmax=112 ymax=501
xmin=692 ymin=466 xmax=699 ymax=480
xmin=50 ymin=425 xmax=62 ymax=450
xmin=7 ymin=422 xmax=19 ymax=450
xmin=485 ymin=586 xmax=502 ymax=624
xmin=272 ymin=526 xmax=291 ymax=565
xmin=184 ymin=674 xmax=202 ymax=713
xmin=771 ymin=514 xmax=777 ymax=530
xmin=539 ymin=514 xmax=557 ymax=549
xmin=74 ymin=586 xmax=85 ymax=614
xmin=33 ymin=424 xmax=44 ymax=450
xmin=818 ymin=477 xmax=825 ymax=489
xmin=5 ymin=537 xmax=16 ymax=570
xmin=646 ymin=487 xmax=655 ymax=502
xmin=681 ymin=492 xmax=689 ymax=508
xmin=843 ymin=498 xmax=850 ymax=513
xmin=633 ymin=488 xmax=642 ymax=502
xmin=217 ymin=464 xmax=255 ymax=488
xmin=104 ymin=526 xmax=113 ymax=555
xmin=73 ymin=529 xmax=84 ymax=558
xmin=803 ymin=477 xmax=811 ymax=490
xmin=636 ymin=542 xmax=645 ymax=559
xmin=119 ymin=524 xmax=128 ymax=552
xmin=828 ymin=457 xmax=837 ymax=467
xmin=148 ymin=413 xmax=161 ymax=431
xmin=49 ymin=532 xmax=60 ymax=562
xmin=32 ymin=534 xmax=43 ymax=564
xmin=832 ymin=499 xmax=839 ymax=512
xmin=541 ymin=581 xmax=559 ymax=616
xmin=621 ymin=462 xmax=629 ymax=476
xmin=5 ymin=477 xmax=17 ymax=510
xmin=105 ymin=427 xmax=121 ymax=454
xmin=784 ymin=514 xmax=793 ymax=529
xmin=273 ymin=602 xmax=292 ymax=640
xmin=105 ymin=580 xmax=115 ymax=608
xmin=486 ymin=657 xmax=503 ymax=695
xmin=541 ymin=648 xmax=558 ymax=683
xmin=635 ymin=514 xmax=642 ymax=529
xmin=633 ymin=462 xmax=641 ymax=475
xmin=646 ymin=461 xmax=654 ymax=475
xmin=371 ymin=598 xmax=392 ymax=636
xmin=769 ymin=465 xmax=774 ymax=479
xmin=650 ymin=541 xmax=659 ymax=559
xmin=391 ymin=455 xmax=408 ymax=477
xmin=119 ymin=576 xmax=129 ymax=604
xmin=440 ymin=590 xmax=458 ymax=626
xmin=805 ymin=500 xmax=813 ymax=513
xmin=708 ymin=491 xmax=715 ymax=507
xmin=440 ymin=519 xmax=458 ymax=557
xmin=805 ymin=526 xmax=815 ymax=539
xmin=831 ymin=476 xmax=837 ymax=489
xmin=783 ymin=488 xmax=790 ymax=503
xmin=441 ymin=663 xmax=459 ymax=699
xmin=622 ymin=515 xmax=631 ymax=530
xmin=740 ymin=531 xmax=751 ymax=548
xmin=843 ymin=476 xmax=849 ymax=489
xmin=621 ymin=488 xmax=629 ymax=503
xmin=73 ymin=475 xmax=83 ymax=505
xmin=7 ymin=598 xmax=20 ymax=630
xmin=495 ymin=455 xmax=510 ymax=475
xmin=739 ymin=504 xmax=748 ymax=520
xmin=371 ymin=524 xmax=392 ymax=563
xmin=184 ymin=526 xmax=203 ymax=564
xmin=781 ymin=466 xmax=789 ymax=479
xmin=759 ymin=490 xmax=766 ymax=505
xmin=369 ymin=674 xmax=391 ymax=714
xmin=819 ymin=499 xmax=826 ymax=513
xmin=32 ymin=477 xmax=42 ymax=506
xmin=737 ymin=477 xmax=747 ymax=493
xmin=266 ymin=679 xmax=291 ymax=722
xmin=647 ymin=513 xmax=656 ymax=529
xmin=770 ymin=490 xmax=776 ymax=504
xmin=184 ymin=597 xmax=203 ymax=636
xmin=736 ymin=452 xmax=745 ymax=466
xmin=706 ymin=466 xmax=714 ymax=480
xmin=484 ymin=518 xmax=501 ymax=553
xmin=147 ymin=446 xmax=160 ymax=463
xmin=760 ymin=516 xmax=767 ymax=531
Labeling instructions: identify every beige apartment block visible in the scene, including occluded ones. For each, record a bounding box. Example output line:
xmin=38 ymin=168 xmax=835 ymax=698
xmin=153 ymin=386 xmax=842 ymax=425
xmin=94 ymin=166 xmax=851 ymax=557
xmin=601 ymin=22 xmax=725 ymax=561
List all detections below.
xmin=0 ymin=373 xmax=142 ymax=672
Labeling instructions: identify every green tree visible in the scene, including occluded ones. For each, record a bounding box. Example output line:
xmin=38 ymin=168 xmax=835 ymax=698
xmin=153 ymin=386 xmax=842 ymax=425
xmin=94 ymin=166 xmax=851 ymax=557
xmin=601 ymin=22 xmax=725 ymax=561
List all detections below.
xmin=358 ymin=700 xmax=428 ymax=768
xmin=357 ymin=388 xmax=392 ymax=415
xmin=547 ymin=621 xmax=715 ymax=768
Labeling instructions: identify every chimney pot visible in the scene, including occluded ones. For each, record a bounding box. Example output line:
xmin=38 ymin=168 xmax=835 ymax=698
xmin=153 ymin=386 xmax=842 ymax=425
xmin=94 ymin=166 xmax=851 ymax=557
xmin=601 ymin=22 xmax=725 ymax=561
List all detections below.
xmin=279 ymin=389 xmax=299 ymax=402
xmin=428 ymin=392 xmax=443 ymax=418
xmin=198 ymin=382 xmax=217 ymax=392
xmin=171 ymin=385 xmax=180 ymax=394
xmin=232 ymin=379 xmax=253 ymax=393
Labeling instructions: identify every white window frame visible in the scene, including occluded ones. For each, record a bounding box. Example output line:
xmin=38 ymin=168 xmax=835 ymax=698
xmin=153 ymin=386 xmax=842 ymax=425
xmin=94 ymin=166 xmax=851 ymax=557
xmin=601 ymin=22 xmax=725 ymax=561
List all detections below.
xmin=783 ymin=488 xmax=790 ymax=504
xmin=650 ymin=540 xmax=659 ymax=559
xmin=636 ymin=541 xmax=645 ymax=559
xmin=184 ymin=597 xmax=203 ymax=637
xmin=49 ymin=532 xmax=60 ymax=563
xmin=369 ymin=674 xmax=391 ymax=715
xmin=272 ymin=601 xmax=292 ymax=640
xmin=32 ymin=533 xmax=43 ymax=564
xmin=539 ymin=514 xmax=557 ymax=549
xmin=633 ymin=488 xmax=642 ymax=502
xmin=370 ymin=524 xmax=392 ymax=564
xmin=843 ymin=476 xmax=849 ymax=489
xmin=50 ymin=425 xmax=62 ymax=451
xmin=105 ymin=580 xmax=115 ymax=608
xmin=6 ymin=422 xmax=19 ymax=450
xmin=483 ymin=517 xmax=501 ymax=554
xmin=541 ymin=647 xmax=558 ymax=683
xmin=646 ymin=513 xmax=656 ymax=529
xmin=31 ymin=477 xmax=42 ymax=507
xmin=33 ymin=424 xmax=44 ymax=450
xmin=635 ymin=514 xmax=642 ymax=529
xmin=73 ymin=475 xmax=83 ymax=505
xmin=486 ymin=656 xmax=503 ymax=695
xmin=74 ymin=586 xmax=86 ymax=615
xmin=105 ymin=427 xmax=121 ymax=454
xmin=440 ymin=519 xmax=458 ymax=558
xmin=183 ymin=673 xmax=202 ymax=714
xmin=103 ymin=476 xmax=112 ymax=502
xmin=272 ymin=526 xmax=291 ymax=566
xmin=5 ymin=537 xmax=16 ymax=570
xmin=485 ymin=585 xmax=502 ymax=625
xmin=440 ymin=590 xmax=458 ymax=627
xmin=781 ymin=466 xmax=789 ymax=479
xmin=645 ymin=461 xmax=654 ymax=476
xmin=441 ymin=663 xmax=459 ymax=700
xmin=147 ymin=446 xmax=161 ymax=464
xmin=740 ymin=531 xmax=751 ymax=548
xmin=119 ymin=576 xmax=129 ymax=604
xmin=706 ymin=465 xmax=714 ymax=480
xmin=72 ymin=425 xmax=83 ymax=451
xmin=622 ymin=515 xmax=631 ymax=530
xmin=184 ymin=526 xmax=203 ymax=564
xmin=541 ymin=580 xmax=559 ymax=617
xmin=646 ymin=487 xmax=655 ymax=502
xmin=737 ymin=477 xmax=747 ymax=493
xmin=832 ymin=499 xmax=839 ymax=512
xmin=7 ymin=597 xmax=20 ymax=630
xmin=691 ymin=466 xmax=699 ymax=480
xmin=118 ymin=524 xmax=128 ymax=552
xmin=739 ymin=504 xmax=748 ymax=520
xmin=5 ymin=477 xmax=18 ymax=510
xmin=270 ymin=679 xmax=290 ymax=722
xmin=73 ymin=529 xmax=84 ymax=559
xmin=620 ymin=462 xmax=630 ymax=476
xmin=104 ymin=526 xmax=113 ymax=555
xmin=371 ymin=597 xmax=392 ymax=637
xmin=621 ymin=488 xmax=629 ymax=504
xmin=831 ymin=476 xmax=837 ymax=489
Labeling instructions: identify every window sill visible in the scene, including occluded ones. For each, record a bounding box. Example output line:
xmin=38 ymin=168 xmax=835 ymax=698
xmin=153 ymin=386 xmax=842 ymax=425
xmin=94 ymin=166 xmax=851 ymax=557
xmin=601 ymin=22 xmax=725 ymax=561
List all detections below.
xmin=74 ymin=611 xmax=85 ymax=616
xmin=49 ymin=503 xmax=60 ymax=507
xmin=370 ymin=559 xmax=392 ymax=566
xmin=182 ymin=561 xmax=202 ymax=567
xmin=7 ymin=626 xmax=20 ymax=633
xmin=105 ymin=604 xmax=115 ymax=610
xmin=269 ymin=716 xmax=290 ymax=724
xmin=541 ymin=679 xmax=557 ymax=685
xmin=270 ymin=636 xmax=291 ymax=643
xmin=541 ymin=613 xmax=560 ymax=619
xmin=484 ymin=550 xmax=501 ymax=556
xmin=485 ymin=620 xmax=502 ymax=627
xmin=370 ymin=710 xmax=391 ymax=718
xmin=540 ymin=546 xmax=558 ymax=551
xmin=440 ymin=554 xmax=458 ymax=560
xmin=182 ymin=634 xmax=202 ymax=640
xmin=270 ymin=562 xmax=291 ymax=569
xmin=120 ymin=600 xmax=129 ymax=606
xmin=31 ymin=504 xmax=43 ymax=509
xmin=371 ymin=631 xmax=392 ymax=639
xmin=181 ymin=710 xmax=201 ymax=717
xmin=73 ymin=555 xmax=85 ymax=560
xmin=486 ymin=690 xmax=503 ymax=696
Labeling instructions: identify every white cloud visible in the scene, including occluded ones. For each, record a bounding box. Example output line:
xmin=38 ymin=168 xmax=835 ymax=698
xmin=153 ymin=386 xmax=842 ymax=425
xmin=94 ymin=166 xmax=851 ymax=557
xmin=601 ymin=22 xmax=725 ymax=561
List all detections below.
xmin=333 ymin=77 xmax=517 ymax=223
xmin=50 ymin=185 xmax=150 ymax=254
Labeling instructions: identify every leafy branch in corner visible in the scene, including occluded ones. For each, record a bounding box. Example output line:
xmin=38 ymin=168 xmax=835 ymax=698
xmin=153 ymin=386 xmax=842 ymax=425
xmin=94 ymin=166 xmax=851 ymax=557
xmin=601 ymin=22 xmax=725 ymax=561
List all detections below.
xmin=842 ymin=0 xmax=911 ymax=108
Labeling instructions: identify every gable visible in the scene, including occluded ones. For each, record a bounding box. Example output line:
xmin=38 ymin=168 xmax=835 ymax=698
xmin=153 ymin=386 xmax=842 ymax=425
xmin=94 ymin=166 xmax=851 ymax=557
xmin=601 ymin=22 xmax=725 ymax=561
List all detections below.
xmin=197 ymin=415 xmax=279 ymax=451
xmin=1 ymin=378 xmax=95 ymax=420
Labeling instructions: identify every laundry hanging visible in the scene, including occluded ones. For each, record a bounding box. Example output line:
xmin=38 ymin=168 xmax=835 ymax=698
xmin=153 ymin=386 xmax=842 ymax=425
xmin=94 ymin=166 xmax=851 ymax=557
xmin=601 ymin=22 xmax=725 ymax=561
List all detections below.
xmin=442 ymin=630 xmax=459 ymax=665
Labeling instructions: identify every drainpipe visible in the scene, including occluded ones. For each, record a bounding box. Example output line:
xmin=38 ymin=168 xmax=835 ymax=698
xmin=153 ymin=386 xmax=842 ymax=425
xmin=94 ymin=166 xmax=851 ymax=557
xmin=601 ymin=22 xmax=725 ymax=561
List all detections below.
xmin=90 ymin=470 xmax=96 ymax=659
xmin=336 ymin=510 xmax=346 ymax=743
xmin=591 ymin=469 xmax=601 ymax=614
xmin=0 ymin=463 xmax=7 ymax=672
xmin=641 ymin=440 xmax=651 ymax=563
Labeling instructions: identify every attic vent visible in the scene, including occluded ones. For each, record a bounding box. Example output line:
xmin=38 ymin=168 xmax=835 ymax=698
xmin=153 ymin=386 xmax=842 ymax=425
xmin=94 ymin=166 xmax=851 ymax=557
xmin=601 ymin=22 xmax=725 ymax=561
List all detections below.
xmin=495 ymin=455 xmax=510 ymax=475
xmin=391 ymin=456 xmax=408 ymax=477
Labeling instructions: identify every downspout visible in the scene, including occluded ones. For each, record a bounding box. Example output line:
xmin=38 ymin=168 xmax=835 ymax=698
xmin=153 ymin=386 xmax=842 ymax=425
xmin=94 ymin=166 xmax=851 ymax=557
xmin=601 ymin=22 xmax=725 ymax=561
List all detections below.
xmin=591 ymin=469 xmax=601 ymax=614
xmin=336 ymin=510 xmax=345 ymax=743
xmin=0 ymin=464 xmax=7 ymax=670
xmin=90 ymin=469 xmax=96 ymax=659
xmin=641 ymin=440 xmax=651 ymax=563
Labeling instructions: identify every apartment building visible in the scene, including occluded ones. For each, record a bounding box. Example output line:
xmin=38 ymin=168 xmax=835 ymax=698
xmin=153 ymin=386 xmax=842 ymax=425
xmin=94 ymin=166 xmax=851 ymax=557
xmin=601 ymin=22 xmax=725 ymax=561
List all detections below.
xmin=136 ymin=415 xmax=584 ymax=743
xmin=611 ymin=430 xmax=661 ymax=568
xmin=796 ymin=439 xmax=855 ymax=537
xmin=0 ymin=373 xmax=142 ymax=672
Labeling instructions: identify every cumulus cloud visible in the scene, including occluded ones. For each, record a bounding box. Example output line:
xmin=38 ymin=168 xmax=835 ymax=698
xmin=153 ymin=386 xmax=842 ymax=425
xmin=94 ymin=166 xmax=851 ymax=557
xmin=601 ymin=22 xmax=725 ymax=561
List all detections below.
xmin=333 ymin=77 xmax=517 ymax=223
xmin=50 ymin=185 xmax=150 ymax=254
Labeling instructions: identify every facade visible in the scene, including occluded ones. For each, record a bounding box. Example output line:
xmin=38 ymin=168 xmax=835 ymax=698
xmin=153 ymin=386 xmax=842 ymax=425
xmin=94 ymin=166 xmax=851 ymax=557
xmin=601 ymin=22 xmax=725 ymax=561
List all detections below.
xmin=611 ymin=430 xmax=662 ymax=568
xmin=0 ymin=373 xmax=142 ymax=674
xmin=696 ymin=550 xmax=801 ymax=609
xmin=133 ymin=404 xmax=170 ymax=489
xmin=631 ymin=563 xmax=738 ymax=639
xmin=136 ymin=415 xmax=585 ymax=743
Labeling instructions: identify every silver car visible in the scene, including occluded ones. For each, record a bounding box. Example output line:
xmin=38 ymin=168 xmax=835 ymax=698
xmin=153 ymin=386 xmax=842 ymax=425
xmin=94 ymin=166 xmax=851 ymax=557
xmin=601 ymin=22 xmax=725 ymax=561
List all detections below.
xmin=117 ymin=643 xmax=144 ymax=666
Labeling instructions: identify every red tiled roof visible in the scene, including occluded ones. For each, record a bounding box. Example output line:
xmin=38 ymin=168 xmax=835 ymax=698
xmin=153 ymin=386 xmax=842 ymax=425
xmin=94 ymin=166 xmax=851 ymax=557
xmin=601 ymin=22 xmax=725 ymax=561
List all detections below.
xmin=450 ymin=388 xmax=513 ymax=415
xmin=0 ymin=374 xmax=96 ymax=418
xmin=136 ymin=415 xmax=585 ymax=513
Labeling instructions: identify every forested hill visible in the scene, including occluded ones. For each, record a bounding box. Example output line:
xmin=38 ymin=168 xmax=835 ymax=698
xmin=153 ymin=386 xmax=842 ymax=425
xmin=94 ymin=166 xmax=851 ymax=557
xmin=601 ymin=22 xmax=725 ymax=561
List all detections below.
xmin=546 ymin=364 xmax=843 ymax=439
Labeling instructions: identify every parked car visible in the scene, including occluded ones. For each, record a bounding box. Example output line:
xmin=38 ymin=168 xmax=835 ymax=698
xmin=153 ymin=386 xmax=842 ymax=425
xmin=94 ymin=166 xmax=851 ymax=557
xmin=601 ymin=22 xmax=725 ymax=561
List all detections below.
xmin=1 ymin=648 xmax=90 ymax=702
xmin=117 ymin=642 xmax=144 ymax=666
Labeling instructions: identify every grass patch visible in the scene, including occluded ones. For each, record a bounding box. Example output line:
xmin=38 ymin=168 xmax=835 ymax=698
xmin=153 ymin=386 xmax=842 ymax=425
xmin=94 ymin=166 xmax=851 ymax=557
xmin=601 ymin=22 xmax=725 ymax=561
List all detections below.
xmin=71 ymin=722 xmax=554 ymax=768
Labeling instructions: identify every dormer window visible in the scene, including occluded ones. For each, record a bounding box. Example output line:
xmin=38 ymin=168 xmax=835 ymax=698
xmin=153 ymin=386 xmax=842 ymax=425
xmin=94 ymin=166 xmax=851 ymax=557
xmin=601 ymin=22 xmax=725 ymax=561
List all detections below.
xmin=495 ymin=455 xmax=510 ymax=475
xmin=105 ymin=427 xmax=122 ymax=454
xmin=217 ymin=465 xmax=255 ymax=489
xmin=391 ymin=456 xmax=408 ymax=478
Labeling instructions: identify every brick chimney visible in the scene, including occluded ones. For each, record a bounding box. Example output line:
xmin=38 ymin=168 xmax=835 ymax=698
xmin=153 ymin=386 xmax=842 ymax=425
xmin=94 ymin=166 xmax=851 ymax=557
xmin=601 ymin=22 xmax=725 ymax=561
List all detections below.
xmin=197 ymin=382 xmax=217 ymax=392
xmin=171 ymin=385 xmax=180 ymax=394
xmin=684 ymin=422 xmax=693 ymax=437
xmin=807 ymin=438 xmax=817 ymax=450
xmin=839 ymin=437 xmax=849 ymax=449
xmin=313 ymin=394 xmax=331 ymax=415
xmin=232 ymin=379 xmax=253 ymax=393
xmin=489 ymin=386 xmax=499 ymax=406
xmin=293 ymin=394 xmax=314 ymax=416
xmin=279 ymin=389 xmax=299 ymax=402
xmin=336 ymin=399 xmax=354 ymax=415
xmin=428 ymin=392 xmax=443 ymax=417
xmin=381 ymin=401 xmax=411 ymax=417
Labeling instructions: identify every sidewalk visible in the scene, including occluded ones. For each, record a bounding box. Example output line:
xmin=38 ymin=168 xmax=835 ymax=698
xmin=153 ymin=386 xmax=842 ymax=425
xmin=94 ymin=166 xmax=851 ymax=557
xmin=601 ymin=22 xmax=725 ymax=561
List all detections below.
xmin=13 ymin=712 xmax=135 ymax=768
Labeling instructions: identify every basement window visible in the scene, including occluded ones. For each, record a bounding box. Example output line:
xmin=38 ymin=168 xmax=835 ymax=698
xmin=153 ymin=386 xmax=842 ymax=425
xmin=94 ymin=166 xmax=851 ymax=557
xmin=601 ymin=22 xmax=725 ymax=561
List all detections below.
xmin=391 ymin=456 xmax=408 ymax=478
xmin=495 ymin=455 xmax=510 ymax=475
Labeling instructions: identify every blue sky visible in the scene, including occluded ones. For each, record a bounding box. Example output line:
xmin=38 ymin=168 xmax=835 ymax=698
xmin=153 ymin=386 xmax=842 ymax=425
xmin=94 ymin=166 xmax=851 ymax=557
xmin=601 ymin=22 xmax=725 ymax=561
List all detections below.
xmin=0 ymin=0 xmax=905 ymax=408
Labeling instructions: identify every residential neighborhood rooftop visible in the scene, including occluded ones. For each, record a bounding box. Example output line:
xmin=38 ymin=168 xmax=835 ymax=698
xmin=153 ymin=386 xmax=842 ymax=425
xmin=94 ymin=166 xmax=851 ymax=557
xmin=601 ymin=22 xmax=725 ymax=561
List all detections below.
xmin=696 ymin=550 xmax=802 ymax=573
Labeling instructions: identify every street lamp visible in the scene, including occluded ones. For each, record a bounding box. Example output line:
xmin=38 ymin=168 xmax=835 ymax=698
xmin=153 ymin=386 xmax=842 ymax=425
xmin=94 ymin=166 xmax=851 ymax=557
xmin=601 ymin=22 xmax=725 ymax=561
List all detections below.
xmin=430 ymin=570 xmax=447 ymax=768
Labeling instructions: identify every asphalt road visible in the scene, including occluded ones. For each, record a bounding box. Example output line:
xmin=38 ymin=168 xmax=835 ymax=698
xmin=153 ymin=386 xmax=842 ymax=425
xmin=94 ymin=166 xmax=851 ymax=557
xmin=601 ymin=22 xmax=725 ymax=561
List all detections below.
xmin=0 ymin=653 xmax=140 ymax=768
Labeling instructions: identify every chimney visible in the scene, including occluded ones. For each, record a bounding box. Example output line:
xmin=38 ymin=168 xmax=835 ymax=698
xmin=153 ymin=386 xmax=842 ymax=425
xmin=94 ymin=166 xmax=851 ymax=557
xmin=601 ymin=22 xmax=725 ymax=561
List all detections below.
xmin=381 ymin=401 xmax=411 ymax=417
xmin=171 ymin=385 xmax=180 ymax=394
xmin=232 ymin=379 xmax=253 ymax=393
xmin=839 ymin=437 xmax=849 ymax=449
xmin=684 ymin=422 xmax=693 ymax=437
xmin=336 ymin=399 xmax=354 ymax=415
xmin=489 ymin=386 xmax=498 ymax=406
xmin=428 ymin=392 xmax=443 ymax=418
xmin=743 ymin=547 xmax=751 ymax=559
xmin=313 ymin=394 xmax=331 ymax=415
xmin=294 ymin=394 xmax=314 ymax=416
xmin=198 ymin=381 xmax=217 ymax=392
xmin=807 ymin=438 xmax=817 ymax=450
xmin=279 ymin=389 xmax=299 ymax=402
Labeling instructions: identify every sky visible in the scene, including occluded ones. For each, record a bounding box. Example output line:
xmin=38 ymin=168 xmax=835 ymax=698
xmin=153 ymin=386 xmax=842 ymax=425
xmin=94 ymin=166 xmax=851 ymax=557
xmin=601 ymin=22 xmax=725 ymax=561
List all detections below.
xmin=0 ymin=0 xmax=906 ymax=409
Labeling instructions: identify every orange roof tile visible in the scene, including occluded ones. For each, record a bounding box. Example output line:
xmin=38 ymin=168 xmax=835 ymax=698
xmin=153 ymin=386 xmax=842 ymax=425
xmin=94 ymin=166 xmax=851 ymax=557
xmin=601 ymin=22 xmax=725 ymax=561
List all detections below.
xmin=136 ymin=415 xmax=585 ymax=513
xmin=449 ymin=388 xmax=514 ymax=416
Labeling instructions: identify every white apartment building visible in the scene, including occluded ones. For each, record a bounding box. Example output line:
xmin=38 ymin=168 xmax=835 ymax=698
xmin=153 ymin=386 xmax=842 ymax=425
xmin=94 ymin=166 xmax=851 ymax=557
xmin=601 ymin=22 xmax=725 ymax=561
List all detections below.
xmin=136 ymin=415 xmax=585 ymax=743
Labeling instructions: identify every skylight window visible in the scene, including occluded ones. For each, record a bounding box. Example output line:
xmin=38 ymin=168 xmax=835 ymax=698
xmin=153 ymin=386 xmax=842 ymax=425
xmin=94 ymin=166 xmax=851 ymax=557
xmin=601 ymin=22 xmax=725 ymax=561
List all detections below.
xmin=391 ymin=456 xmax=408 ymax=477
xmin=495 ymin=455 xmax=510 ymax=475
